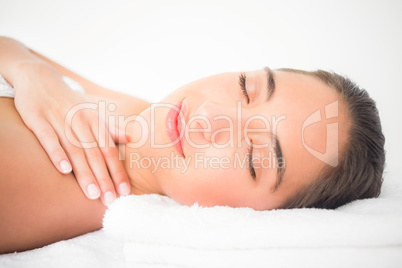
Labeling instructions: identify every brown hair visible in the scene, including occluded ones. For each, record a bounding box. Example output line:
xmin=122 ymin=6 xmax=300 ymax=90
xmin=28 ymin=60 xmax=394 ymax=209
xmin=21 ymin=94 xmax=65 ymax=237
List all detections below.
xmin=279 ymin=69 xmax=385 ymax=209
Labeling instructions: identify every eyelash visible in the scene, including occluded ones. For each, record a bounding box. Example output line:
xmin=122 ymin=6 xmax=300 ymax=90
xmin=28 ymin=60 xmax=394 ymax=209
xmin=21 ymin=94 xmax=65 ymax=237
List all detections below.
xmin=238 ymin=72 xmax=250 ymax=104
xmin=239 ymin=73 xmax=256 ymax=180
xmin=248 ymin=141 xmax=257 ymax=180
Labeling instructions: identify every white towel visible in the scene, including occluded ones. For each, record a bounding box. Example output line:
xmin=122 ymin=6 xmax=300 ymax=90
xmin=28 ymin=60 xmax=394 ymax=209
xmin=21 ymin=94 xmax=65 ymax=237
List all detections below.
xmin=103 ymin=192 xmax=402 ymax=266
xmin=2 ymin=185 xmax=401 ymax=268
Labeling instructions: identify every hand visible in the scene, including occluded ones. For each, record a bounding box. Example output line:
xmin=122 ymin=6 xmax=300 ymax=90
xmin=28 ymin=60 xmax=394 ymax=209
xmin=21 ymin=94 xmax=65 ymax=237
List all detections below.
xmin=12 ymin=62 xmax=131 ymax=205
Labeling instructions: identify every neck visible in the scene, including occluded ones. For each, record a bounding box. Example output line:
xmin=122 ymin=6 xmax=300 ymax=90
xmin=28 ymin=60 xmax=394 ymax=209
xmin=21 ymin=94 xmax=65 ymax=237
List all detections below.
xmin=112 ymin=97 xmax=166 ymax=196
xmin=119 ymin=144 xmax=164 ymax=196
xmin=118 ymin=115 xmax=165 ymax=196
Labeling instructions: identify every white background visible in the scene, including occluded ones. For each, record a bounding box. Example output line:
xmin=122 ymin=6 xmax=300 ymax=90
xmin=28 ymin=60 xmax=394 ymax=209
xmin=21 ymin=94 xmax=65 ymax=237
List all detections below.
xmin=1 ymin=0 xmax=401 ymax=190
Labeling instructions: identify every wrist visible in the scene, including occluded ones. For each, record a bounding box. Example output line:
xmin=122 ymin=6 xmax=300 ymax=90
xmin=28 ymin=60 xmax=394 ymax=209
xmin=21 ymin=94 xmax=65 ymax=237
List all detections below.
xmin=9 ymin=60 xmax=62 ymax=89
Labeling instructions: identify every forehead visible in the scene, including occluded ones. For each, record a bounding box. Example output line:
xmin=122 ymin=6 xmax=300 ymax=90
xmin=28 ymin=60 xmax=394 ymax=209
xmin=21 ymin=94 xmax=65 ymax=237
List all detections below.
xmin=267 ymin=70 xmax=347 ymax=198
xmin=274 ymin=70 xmax=337 ymax=105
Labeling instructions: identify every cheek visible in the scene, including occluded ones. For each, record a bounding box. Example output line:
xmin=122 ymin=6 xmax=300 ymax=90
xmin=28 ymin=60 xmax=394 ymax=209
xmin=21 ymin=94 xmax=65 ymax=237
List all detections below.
xmin=157 ymin=161 xmax=249 ymax=208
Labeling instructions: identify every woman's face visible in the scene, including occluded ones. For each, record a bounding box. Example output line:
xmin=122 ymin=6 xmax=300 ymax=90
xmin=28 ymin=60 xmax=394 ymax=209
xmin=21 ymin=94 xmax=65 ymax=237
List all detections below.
xmin=126 ymin=68 xmax=349 ymax=210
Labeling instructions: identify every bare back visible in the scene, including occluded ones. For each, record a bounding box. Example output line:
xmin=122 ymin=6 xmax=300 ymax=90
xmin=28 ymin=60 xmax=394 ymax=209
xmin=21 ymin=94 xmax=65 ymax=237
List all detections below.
xmin=0 ymin=98 xmax=106 ymax=253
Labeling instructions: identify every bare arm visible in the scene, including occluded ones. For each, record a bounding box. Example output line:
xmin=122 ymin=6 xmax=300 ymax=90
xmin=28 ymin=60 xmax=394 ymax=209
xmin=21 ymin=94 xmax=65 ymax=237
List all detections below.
xmin=0 ymin=37 xmax=147 ymax=204
xmin=0 ymin=98 xmax=107 ymax=253
xmin=30 ymin=49 xmax=144 ymax=101
xmin=0 ymin=36 xmax=148 ymax=111
xmin=30 ymin=48 xmax=150 ymax=119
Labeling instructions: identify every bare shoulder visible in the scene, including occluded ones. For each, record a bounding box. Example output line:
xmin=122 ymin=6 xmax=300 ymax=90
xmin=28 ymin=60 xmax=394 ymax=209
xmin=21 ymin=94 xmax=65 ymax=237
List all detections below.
xmin=0 ymin=98 xmax=106 ymax=253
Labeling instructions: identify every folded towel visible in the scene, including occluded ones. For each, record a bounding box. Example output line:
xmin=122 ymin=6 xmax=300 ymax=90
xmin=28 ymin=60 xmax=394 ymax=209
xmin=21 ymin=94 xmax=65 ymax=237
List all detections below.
xmin=103 ymin=193 xmax=402 ymax=265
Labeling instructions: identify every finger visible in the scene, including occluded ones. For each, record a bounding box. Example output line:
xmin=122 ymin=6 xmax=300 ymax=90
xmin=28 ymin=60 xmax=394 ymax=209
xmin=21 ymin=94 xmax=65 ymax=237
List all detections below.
xmin=74 ymin=120 xmax=117 ymax=206
xmin=60 ymin=136 xmax=101 ymax=200
xmin=108 ymin=124 xmax=129 ymax=144
xmin=29 ymin=118 xmax=72 ymax=174
xmin=83 ymin=145 xmax=117 ymax=206
xmin=97 ymin=123 xmax=131 ymax=196
xmin=56 ymin=117 xmax=102 ymax=200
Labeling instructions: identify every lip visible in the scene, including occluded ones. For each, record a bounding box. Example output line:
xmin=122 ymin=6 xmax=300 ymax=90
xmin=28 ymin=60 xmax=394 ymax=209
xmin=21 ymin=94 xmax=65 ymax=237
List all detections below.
xmin=166 ymin=99 xmax=185 ymax=157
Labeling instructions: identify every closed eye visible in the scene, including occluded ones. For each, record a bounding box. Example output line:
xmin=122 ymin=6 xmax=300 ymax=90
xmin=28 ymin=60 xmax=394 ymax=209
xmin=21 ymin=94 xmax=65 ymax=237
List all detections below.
xmin=248 ymin=141 xmax=256 ymax=180
xmin=238 ymin=72 xmax=250 ymax=104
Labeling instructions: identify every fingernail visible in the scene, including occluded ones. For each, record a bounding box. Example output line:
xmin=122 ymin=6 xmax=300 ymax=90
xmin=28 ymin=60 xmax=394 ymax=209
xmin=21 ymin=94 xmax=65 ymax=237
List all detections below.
xmin=104 ymin=191 xmax=115 ymax=205
xmin=119 ymin=182 xmax=130 ymax=195
xmin=87 ymin=184 xmax=100 ymax=199
xmin=60 ymin=160 xmax=72 ymax=173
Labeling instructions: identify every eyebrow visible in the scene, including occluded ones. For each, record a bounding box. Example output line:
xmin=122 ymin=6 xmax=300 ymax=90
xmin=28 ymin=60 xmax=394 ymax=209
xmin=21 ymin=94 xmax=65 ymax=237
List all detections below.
xmin=264 ymin=67 xmax=286 ymax=191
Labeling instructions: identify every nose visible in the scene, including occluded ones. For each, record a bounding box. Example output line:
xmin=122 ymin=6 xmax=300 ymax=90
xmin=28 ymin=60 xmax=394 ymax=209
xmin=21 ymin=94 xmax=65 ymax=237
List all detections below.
xmin=191 ymin=101 xmax=238 ymax=144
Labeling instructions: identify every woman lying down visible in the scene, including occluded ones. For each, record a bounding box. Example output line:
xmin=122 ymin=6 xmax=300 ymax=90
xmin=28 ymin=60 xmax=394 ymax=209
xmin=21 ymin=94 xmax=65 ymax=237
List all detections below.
xmin=0 ymin=37 xmax=385 ymax=253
